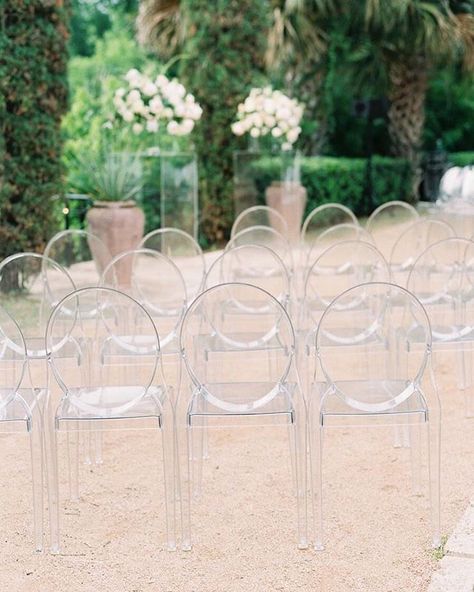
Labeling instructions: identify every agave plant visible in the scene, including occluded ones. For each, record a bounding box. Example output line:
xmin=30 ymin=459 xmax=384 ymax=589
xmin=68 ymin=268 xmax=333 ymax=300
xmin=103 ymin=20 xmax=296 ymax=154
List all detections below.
xmin=71 ymin=149 xmax=144 ymax=203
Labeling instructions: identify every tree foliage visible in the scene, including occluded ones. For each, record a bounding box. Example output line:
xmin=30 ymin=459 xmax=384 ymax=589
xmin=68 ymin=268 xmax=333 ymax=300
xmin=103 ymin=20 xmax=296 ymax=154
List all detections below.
xmin=0 ymin=0 xmax=70 ymax=259
xmin=179 ymin=0 xmax=271 ymax=244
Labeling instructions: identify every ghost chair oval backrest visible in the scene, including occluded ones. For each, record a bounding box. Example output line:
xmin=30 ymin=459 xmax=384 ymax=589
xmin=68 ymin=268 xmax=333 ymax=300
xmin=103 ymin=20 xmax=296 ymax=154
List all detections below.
xmin=231 ymin=205 xmax=288 ymax=239
xmin=205 ymin=244 xmax=291 ymax=313
xmin=303 ymin=223 xmax=373 ymax=271
xmin=366 ymin=200 xmax=419 ymax=261
xmin=301 ymin=203 xmax=358 ymax=247
xmin=389 ymin=218 xmax=456 ymax=286
xmin=139 ymin=227 xmax=205 ymax=303
xmin=407 ymin=237 xmax=474 ymax=345
xmin=301 ymin=241 xmax=390 ymax=336
xmin=101 ymin=248 xmax=187 ymax=352
xmin=0 ymin=304 xmax=27 ymax=413
xmin=229 ymin=225 xmax=294 ymax=278
xmin=44 ymin=229 xmax=112 ymax=289
xmin=179 ymin=282 xmax=296 ymax=414
xmin=0 ymin=253 xmax=76 ymax=360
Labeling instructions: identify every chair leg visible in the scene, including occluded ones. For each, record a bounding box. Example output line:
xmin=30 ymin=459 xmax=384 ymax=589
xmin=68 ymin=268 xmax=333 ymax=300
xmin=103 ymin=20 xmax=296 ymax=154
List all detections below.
xmin=67 ymin=423 xmax=79 ymax=502
xmin=291 ymin=419 xmax=308 ymax=549
xmin=311 ymin=425 xmax=324 ymax=551
xmin=189 ymin=423 xmax=204 ymax=499
xmin=161 ymin=420 xmax=177 ymax=551
xmin=181 ymin=425 xmax=193 ymax=551
xmin=426 ymin=420 xmax=441 ymax=548
xmin=94 ymin=428 xmax=103 ymax=465
xmin=409 ymin=421 xmax=422 ymax=495
xmin=29 ymin=413 xmax=44 ymax=552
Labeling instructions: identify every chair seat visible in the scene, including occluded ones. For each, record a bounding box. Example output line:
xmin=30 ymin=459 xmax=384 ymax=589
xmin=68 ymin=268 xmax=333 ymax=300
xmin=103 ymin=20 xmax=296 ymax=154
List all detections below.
xmin=101 ymin=333 xmax=180 ymax=357
xmin=406 ymin=324 xmax=474 ymax=346
xmin=197 ymin=331 xmax=287 ymax=354
xmin=0 ymin=388 xmax=45 ymax=431
xmin=188 ymin=381 xmax=295 ymax=418
xmin=316 ymin=380 xmax=427 ymax=419
xmin=57 ymin=385 xmax=165 ymax=423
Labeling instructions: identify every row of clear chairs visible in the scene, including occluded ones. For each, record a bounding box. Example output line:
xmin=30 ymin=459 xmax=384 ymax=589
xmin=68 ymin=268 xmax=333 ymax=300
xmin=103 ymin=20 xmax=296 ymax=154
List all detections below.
xmin=0 ymin=278 xmax=442 ymax=554
xmin=0 ymin=208 xmax=469 ymax=555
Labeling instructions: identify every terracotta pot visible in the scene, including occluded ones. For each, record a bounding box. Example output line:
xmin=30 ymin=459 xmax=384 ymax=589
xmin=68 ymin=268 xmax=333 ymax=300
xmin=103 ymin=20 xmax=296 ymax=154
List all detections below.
xmin=86 ymin=200 xmax=145 ymax=287
xmin=265 ymin=181 xmax=307 ymax=243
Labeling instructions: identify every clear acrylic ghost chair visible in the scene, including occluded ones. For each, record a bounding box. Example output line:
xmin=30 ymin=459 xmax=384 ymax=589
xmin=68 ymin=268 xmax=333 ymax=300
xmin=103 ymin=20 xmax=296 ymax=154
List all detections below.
xmin=101 ymin=248 xmax=188 ymax=400
xmin=407 ymin=237 xmax=474 ymax=416
xmin=177 ymin=282 xmax=308 ymax=550
xmin=206 ymin=244 xmax=291 ymax=309
xmin=303 ymin=223 xmax=373 ymax=272
xmin=299 ymin=241 xmax=390 ymax=395
xmin=389 ymin=218 xmax=456 ymax=287
xmin=301 ymin=203 xmax=358 ymax=245
xmin=44 ymin=229 xmax=112 ymax=289
xmin=0 ymin=305 xmax=45 ymax=551
xmin=139 ymin=227 xmax=206 ymax=303
xmin=45 ymin=287 xmax=176 ymax=553
xmin=366 ymin=200 xmax=419 ymax=260
xmin=0 ymin=253 xmax=77 ymax=362
xmin=229 ymin=225 xmax=295 ymax=282
xmin=231 ymin=205 xmax=289 ymax=238
xmin=309 ymin=282 xmax=441 ymax=550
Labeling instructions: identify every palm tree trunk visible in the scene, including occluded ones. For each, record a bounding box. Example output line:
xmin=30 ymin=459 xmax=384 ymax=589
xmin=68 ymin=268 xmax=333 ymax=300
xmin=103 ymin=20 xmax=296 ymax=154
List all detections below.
xmin=387 ymin=57 xmax=428 ymax=202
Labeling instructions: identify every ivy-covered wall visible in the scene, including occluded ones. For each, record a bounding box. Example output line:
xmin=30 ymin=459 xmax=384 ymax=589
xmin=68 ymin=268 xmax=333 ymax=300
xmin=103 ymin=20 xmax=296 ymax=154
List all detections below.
xmin=0 ymin=0 xmax=69 ymax=259
xmin=180 ymin=0 xmax=270 ymax=245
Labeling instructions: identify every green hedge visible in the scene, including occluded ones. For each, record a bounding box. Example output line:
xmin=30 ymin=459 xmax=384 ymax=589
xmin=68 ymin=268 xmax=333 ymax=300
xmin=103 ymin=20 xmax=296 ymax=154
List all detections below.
xmin=0 ymin=1 xmax=69 ymax=259
xmin=180 ymin=0 xmax=270 ymax=246
xmin=253 ymin=155 xmax=413 ymax=218
xmin=449 ymin=152 xmax=474 ymax=167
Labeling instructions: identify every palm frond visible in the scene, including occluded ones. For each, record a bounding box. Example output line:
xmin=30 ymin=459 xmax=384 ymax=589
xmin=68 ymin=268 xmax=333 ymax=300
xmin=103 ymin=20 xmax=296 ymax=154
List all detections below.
xmin=136 ymin=0 xmax=185 ymax=58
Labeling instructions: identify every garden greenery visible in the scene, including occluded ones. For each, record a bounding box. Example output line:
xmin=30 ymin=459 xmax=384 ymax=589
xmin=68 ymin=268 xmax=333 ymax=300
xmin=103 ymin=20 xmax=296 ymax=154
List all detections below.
xmin=0 ymin=1 xmax=69 ymax=259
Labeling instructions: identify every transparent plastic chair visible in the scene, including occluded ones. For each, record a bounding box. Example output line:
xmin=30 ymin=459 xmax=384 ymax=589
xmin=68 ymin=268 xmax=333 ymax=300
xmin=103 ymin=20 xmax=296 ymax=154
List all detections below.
xmin=436 ymin=167 xmax=474 ymax=237
xmin=407 ymin=237 xmax=474 ymax=415
xmin=230 ymin=205 xmax=289 ymax=238
xmin=205 ymin=244 xmax=291 ymax=309
xmin=366 ymin=200 xmax=419 ymax=260
xmin=389 ymin=218 xmax=456 ymax=286
xmin=177 ymin=283 xmax=308 ymax=550
xmin=301 ymin=203 xmax=358 ymax=245
xmin=229 ymin=225 xmax=295 ymax=279
xmin=45 ymin=287 xmax=176 ymax=553
xmin=101 ymin=248 xmax=188 ymax=402
xmin=299 ymin=241 xmax=390 ymax=395
xmin=309 ymin=282 xmax=441 ymax=551
xmin=0 ymin=253 xmax=77 ymax=362
xmin=44 ymin=229 xmax=112 ymax=288
xmin=0 ymin=305 xmax=45 ymax=551
xmin=139 ymin=227 xmax=206 ymax=303
xmin=303 ymin=223 xmax=373 ymax=271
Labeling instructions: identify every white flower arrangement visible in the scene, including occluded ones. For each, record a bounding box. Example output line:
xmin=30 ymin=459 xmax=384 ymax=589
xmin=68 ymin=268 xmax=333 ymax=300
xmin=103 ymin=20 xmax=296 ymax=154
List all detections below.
xmin=231 ymin=87 xmax=304 ymax=150
xmin=112 ymin=69 xmax=203 ymax=137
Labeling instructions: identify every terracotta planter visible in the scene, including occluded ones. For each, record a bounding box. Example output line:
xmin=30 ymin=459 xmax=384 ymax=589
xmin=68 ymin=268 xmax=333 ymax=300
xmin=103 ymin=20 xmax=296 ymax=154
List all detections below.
xmin=265 ymin=181 xmax=307 ymax=243
xmin=86 ymin=200 xmax=145 ymax=287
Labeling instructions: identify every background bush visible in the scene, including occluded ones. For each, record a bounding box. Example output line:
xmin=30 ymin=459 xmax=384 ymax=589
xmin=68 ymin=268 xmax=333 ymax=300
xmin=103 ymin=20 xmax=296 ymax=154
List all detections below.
xmin=253 ymin=155 xmax=413 ymax=218
xmin=0 ymin=1 xmax=69 ymax=259
xmin=179 ymin=0 xmax=270 ymax=246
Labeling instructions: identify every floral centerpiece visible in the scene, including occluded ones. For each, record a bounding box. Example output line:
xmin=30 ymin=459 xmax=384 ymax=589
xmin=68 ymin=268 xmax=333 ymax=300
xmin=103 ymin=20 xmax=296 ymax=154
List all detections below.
xmin=231 ymin=87 xmax=304 ymax=151
xmin=231 ymin=87 xmax=306 ymax=243
xmin=111 ymin=68 xmax=203 ymax=150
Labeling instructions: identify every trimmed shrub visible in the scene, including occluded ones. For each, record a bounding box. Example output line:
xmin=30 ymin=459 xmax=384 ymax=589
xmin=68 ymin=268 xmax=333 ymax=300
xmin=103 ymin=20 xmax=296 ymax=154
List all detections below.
xmin=0 ymin=1 xmax=69 ymax=259
xmin=449 ymin=152 xmax=474 ymax=167
xmin=253 ymin=155 xmax=413 ymax=218
xmin=180 ymin=0 xmax=270 ymax=245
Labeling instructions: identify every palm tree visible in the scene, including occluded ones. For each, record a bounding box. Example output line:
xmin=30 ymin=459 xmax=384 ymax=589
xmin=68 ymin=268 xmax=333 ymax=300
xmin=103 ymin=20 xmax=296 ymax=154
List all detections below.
xmin=361 ymin=0 xmax=474 ymax=165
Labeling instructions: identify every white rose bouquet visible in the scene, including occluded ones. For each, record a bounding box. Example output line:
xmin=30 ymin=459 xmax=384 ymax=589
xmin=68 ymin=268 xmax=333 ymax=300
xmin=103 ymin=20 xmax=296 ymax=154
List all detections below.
xmin=112 ymin=69 xmax=203 ymax=138
xmin=231 ymin=87 xmax=304 ymax=150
